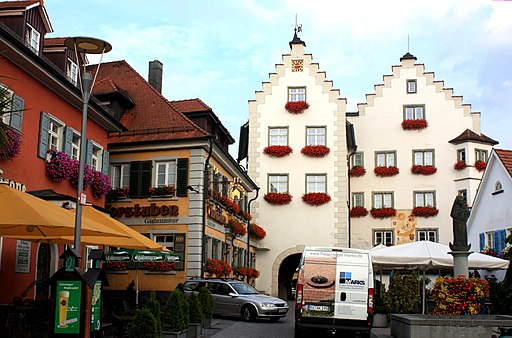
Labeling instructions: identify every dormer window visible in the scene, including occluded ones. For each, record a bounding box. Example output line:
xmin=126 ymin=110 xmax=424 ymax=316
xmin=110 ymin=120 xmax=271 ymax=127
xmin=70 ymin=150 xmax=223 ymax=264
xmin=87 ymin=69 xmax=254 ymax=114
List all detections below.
xmin=67 ymin=59 xmax=79 ymax=86
xmin=25 ymin=24 xmax=40 ymax=54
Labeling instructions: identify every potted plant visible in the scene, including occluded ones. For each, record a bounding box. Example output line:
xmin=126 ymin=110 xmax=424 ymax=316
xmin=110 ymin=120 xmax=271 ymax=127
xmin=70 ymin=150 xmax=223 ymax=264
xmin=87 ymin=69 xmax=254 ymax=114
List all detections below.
xmin=128 ymin=308 xmax=158 ymax=338
xmin=454 ymin=160 xmax=467 ymax=171
xmin=301 ymin=145 xmax=330 ymax=157
xmin=382 ymin=272 xmax=421 ymax=315
xmin=249 ymin=223 xmax=266 ymax=240
xmin=161 ymin=288 xmax=189 ymax=338
xmin=263 ymin=145 xmax=293 ymax=157
xmin=145 ymin=292 xmax=161 ymax=334
xmin=411 ymin=165 xmax=437 ymax=175
xmin=370 ymin=207 xmax=397 ymax=219
xmin=350 ymin=206 xmax=369 ymax=218
xmin=373 ymin=289 xmax=391 ymax=328
xmin=149 ymin=185 xmax=176 ymax=197
xmin=285 ymin=100 xmax=309 ymax=114
xmin=474 ymin=160 xmax=487 ymax=172
xmin=198 ymin=287 xmax=214 ymax=329
xmin=412 ymin=206 xmax=439 ymax=218
xmin=374 ymin=166 xmax=399 ymax=177
xmin=349 ymin=166 xmax=366 ymax=177
xmin=263 ymin=192 xmax=293 ymax=205
xmin=301 ymin=192 xmax=331 ymax=206
xmin=187 ymin=292 xmax=203 ymax=338
xmin=401 ymin=119 xmax=428 ymax=130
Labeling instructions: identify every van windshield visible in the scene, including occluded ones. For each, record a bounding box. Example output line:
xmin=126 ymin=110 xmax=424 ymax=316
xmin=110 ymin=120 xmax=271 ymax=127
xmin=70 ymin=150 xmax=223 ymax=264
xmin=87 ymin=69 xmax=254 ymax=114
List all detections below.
xmin=230 ymin=282 xmax=259 ymax=295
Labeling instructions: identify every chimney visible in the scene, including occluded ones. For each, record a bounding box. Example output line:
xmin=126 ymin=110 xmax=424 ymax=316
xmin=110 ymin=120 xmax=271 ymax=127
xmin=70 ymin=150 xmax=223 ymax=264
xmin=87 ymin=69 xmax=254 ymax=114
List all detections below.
xmin=148 ymin=60 xmax=163 ymax=93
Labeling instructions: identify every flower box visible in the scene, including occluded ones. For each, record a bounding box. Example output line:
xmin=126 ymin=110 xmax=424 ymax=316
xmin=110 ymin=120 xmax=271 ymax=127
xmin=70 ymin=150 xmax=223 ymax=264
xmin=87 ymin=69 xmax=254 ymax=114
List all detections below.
xmin=412 ymin=206 xmax=439 ymax=218
xmin=285 ymin=100 xmax=309 ymax=114
xmin=213 ymin=193 xmax=241 ymax=214
xmin=411 ymin=165 xmax=437 ymax=176
xmin=350 ymin=206 xmax=369 ymax=218
xmin=263 ymin=192 xmax=292 ymax=205
xmin=301 ymin=145 xmax=330 ymax=157
xmin=205 ymin=258 xmax=232 ymax=277
xmin=91 ymin=170 xmax=111 ymax=199
xmin=374 ymin=166 xmax=399 ymax=177
xmin=249 ymin=223 xmax=266 ymax=240
xmin=0 ymin=128 xmax=21 ymax=160
xmin=474 ymin=160 xmax=487 ymax=172
xmin=106 ymin=188 xmax=130 ymax=201
xmin=45 ymin=150 xmax=74 ymax=182
xmin=401 ymin=119 xmax=428 ymax=130
xmin=370 ymin=208 xmax=396 ymax=219
xmin=70 ymin=160 xmax=94 ymax=188
xmin=454 ymin=160 xmax=467 ymax=171
xmin=234 ymin=266 xmax=260 ymax=279
xmin=149 ymin=185 xmax=176 ymax=197
xmin=263 ymin=145 xmax=293 ymax=157
xmin=103 ymin=261 xmax=127 ymax=271
xmin=302 ymin=192 xmax=331 ymax=206
xmin=481 ymin=246 xmax=498 ymax=257
xmin=226 ymin=219 xmax=247 ymax=237
xmin=143 ymin=261 xmax=176 ymax=272
xmin=349 ymin=166 xmax=366 ymax=177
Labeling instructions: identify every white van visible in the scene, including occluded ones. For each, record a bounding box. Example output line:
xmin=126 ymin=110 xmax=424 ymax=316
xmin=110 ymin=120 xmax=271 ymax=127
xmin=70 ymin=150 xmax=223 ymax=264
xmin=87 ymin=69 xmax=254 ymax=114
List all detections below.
xmin=294 ymin=247 xmax=374 ymax=338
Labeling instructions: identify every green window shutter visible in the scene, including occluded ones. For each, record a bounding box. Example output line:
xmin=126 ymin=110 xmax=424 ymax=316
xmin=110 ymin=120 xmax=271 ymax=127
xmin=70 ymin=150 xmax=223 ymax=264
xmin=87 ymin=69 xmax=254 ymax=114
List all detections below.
xmin=9 ymin=94 xmax=24 ymax=132
xmin=86 ymin=140 xmax=93 ymax=165
xmin=129 ymin=160 xmax=152 ymax=198
xmin=37 ymin=112 xmax=50 ymax=159
xmin=129 ymin=162 xmax=141 ymax=197
xmin=102 ymin=150 xmax=110 ymax=175
xmin=63 ymin=126 xmax=73 ymax=156
xmin=174 ymin=233 xmax=186 ymax=271
xmin=176 ymin=158 xmax=189 ymax=197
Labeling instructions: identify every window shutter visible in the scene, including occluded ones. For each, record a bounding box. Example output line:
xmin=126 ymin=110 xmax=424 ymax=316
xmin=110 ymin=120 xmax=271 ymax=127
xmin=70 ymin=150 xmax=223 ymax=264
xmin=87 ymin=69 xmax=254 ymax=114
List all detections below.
xmin=37 ymin=112 xmax=50 ymax=159
xmin=102 ymin=150 xmax=110 ymax=175
xmin=174 ymin=233 xmax=186 ymax=271
xmin=496 ymin=229 xmax=507 ymax=254
xmin=86 ymin=140 xmax=93 ymax=165
xmin=176 ymin=158 xmax=189 ymax=197
xmin=129 ymin=162 xmax=141 ymax=197
xmin=63 ymin=126 xmax=73 ymax=156
xmin=129 ymin=161 xmax=152 ymax=198
xmin=479 ymin=233 xmax=485 ymax=252
xmin=9 ymin=94 xmax=24 ymax=132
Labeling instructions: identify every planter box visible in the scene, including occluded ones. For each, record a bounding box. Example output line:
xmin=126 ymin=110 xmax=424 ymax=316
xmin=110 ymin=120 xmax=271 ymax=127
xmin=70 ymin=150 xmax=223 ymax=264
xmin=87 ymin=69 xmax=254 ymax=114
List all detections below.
xmin=187 ymin=323 xmax=202 ymax=338
xmin=373 ymin=313 xmax=389 ymax=328
xmin=390 ymin=314 xmax=512 ymax=338
xmin=161 ymin=329 xmax=188 ymax=338
xmin=203 ymin=315 xmax=212 ymax=329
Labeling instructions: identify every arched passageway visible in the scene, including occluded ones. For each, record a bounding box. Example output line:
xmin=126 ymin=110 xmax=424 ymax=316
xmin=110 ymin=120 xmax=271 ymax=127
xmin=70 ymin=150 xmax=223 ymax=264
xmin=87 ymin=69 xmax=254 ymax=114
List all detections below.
xmin=278 ymin=253 xmax=301 ymax=300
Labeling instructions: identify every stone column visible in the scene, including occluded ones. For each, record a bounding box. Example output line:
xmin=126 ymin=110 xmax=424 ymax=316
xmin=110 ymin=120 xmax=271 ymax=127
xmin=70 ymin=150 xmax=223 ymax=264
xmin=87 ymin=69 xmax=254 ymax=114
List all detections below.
xmin=448 ymin=196 xmax=471 ymax=277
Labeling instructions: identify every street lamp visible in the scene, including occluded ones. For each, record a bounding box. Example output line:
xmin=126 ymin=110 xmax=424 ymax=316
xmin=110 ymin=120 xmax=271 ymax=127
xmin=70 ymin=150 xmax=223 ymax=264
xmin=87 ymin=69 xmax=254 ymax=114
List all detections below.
xmin=64 ymin=37 xmax=112 ymax=252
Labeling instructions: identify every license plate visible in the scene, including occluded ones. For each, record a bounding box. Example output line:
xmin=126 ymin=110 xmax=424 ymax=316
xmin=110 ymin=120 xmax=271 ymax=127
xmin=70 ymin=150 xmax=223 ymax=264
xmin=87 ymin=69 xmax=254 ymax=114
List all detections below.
xmin=307 ymin=305 xmax=329 ymax=312
xmin=278 ymin=308 xmax=287 ymax=313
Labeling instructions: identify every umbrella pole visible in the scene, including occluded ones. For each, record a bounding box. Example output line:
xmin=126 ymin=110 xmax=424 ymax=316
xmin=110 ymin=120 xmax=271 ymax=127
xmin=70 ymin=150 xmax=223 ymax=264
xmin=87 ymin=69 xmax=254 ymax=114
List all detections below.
xmin=136 ymin=268 xmax=139 ymax=308
xmin=422 ymin=267 xmax=426 ymax=314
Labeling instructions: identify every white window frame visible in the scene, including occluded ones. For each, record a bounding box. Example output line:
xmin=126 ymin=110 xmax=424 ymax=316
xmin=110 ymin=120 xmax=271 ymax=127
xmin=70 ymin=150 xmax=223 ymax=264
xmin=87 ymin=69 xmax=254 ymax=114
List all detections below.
xmin=376 ymin=151 xmax=396 ymax=167
xmin=404 ymin=105 xmax=425 ymax=120
xmin=457 ymin=149 xmax=466 ymax=162
xmin=268 ymin=174 xmax=288 ymax=193
xmin=475 ymin=149 xmax=488 ymax=162
xmin=288 ymin=87 xmax=306 ymax=102
xmin=373 ymin=192 xmax=393 ymax=209
xmin=90 ymin=142 xmax=104 ymax=171
xmin=269 ymin=127 xmax=288 ymax=146
xmin=1 ymin=85 xmax=13 ymax=125
xmin=485 ymin=231 xmax=495 ymax=249
xmin=111 ymin=163 xmax=130 ymax=189
xmin=306 ymin=126 xmax=326 ymax=146
xmin=48 ymin=117 xmax=64 ymax=152
xmin=155 ymin=160 xmax=177 ymax=188
xmin=414 ymin=191 xmax=435 ymax=207
xmin=352 ymin=152 xmax=364 ymax=168
xmin=417 ymin=229 xmax=437 ymax=242
xmin=353 ymin=192 xmax=364 ymax=207
xmin=374 ymin=230 xmax=393 ymax=246
xmin=71 ymin=131 xmax=81 ymax=161
xmin=25 ymin=24 xmax=40 ymax=54
xmin=414 ymin=150 xmax=434 ymax=166
xmin=67 ymin=59 xmax=79 ymax=86
xmin=407 ymin=79 xmax=417 ymax=94
xmin=306 ymin=174 xmax=327 ymax=193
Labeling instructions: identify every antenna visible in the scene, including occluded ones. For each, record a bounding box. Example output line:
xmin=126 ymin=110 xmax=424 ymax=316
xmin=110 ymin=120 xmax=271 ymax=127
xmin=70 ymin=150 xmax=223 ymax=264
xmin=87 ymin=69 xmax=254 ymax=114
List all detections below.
xmin=295 ymin=14 xmax=302 ymax=33
xmin=407 ymin=34 xmax=410 ymax=53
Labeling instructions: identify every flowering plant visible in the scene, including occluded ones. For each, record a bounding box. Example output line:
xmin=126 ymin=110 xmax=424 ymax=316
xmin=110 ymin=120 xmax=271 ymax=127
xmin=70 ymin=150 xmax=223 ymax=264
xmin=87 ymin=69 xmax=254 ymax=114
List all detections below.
xmin=285 ymin=100 xmax=309 ymax=114
xmin=91 ymin=170 xmax=111 ymax=199
xmin=214 ymin=193 xmax=241 ymax=215
xmin=401 ymin=119 xmax=428 ymax=130
xmin=411 ymin=165 xmax=437 ymax=176
xmin=370 ymin=207 xmax=396 ymax=219
xmin=0 ymin=129 xmax=21 ymax=160
xmin=240 ymin=211 xmax=252 ymax=222
xmin=350 ymin=206 xmax=369 ymax=218
xmin=501 ymin=245 xmax=512 ymax=260
xmin=302 ymin=192 xmax=331 ymax=206
xmin=149 ymin=185 xmax=176 ymax=196
xmin=481 ymin=246 xmax=498 ymax=257
xmin=106 ymin=188 xmax=130 ymax=201
xmin=374 ymin=166 xmax=399 ymax=177
xmin=263 ymin=145 xmax=293 ymax=157
xmin=144 ymin=261 xmax=176 ymax=272
xmin=301 ymin=145 xmax=330 ymax=157
xmin=70 ymin=161 xmax=94 ymax=188
xmin=412 ymin=206 xmax=439 ymax=218
xmin=249 ymin=223 xmax=266 ymax=240
xmin=474 ymin=160 xmax=487 ymax=172
xmin=263 ymin=192 xmax=292 ymax=205
xmin=46 ymin=150 xmax=74 ymax=182
xmin=205 ymin=258 xmax=232 ymax=277
xmin=349 ymin=166 xmax=366 ymax=177
xmin=454 ymin=160 xmax=467 ymax=171
xmin=234 ymin=267 xmax=260 ymax=279
xmin=432 ymin=275 xmax=489 ymax=315
xmin=103 ymin=261 xmax=127 ymax=271
xmin=227 ymin=219 xmax=247 ymax=237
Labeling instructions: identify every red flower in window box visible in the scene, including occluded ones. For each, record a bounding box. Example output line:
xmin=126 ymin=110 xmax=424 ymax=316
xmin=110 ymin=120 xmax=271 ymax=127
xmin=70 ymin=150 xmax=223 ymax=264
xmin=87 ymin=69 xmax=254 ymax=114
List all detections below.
xmin=412 ymin=206 xmax=439 ymax=218
xmin=249 ymin=223 xmax=266 ymax=240
xmin=143 ymin=261 xmax=176 ymax=272
xmin=374 ymin=166 xmax=399 ymax=177
xmin=474 ymin=160 xmax=487 ymax=172
xmin=149 ymin=185 xmax=176 ymax=197
xmin=350 ymin=206 xmax=369 ymax=218
xmin=215 ymin=194 xmax=241 ymax=214
xmin=349 ymin=166 xmax=366 ymax=177
xmin=370 ymin=208 xmax=397 ymax=219
xmin=103 ymin=261 xmax=127 ymax=271
xmin=263 ymin=145 xmax=293 ymax=157
xmin=263 ymin=192 xmax=292 ymax=205
xmin=234 ymin=266 xmax=260 ymax=279
xmin=205 ymin=258 xmax=232 ymax=277
xmin=401 ymin=119 xmax=428 ymax=130
xmin=302 ymin=192 xmax=331 ymax=206
xmin=411 ymin=165 xmax=437 ymax=176
xmin=227 ymin=219 xmax=247 ymax=237
xmin=285 ymin=100 xmax=309 ymax=114
xmin=301 ymin=145 xmax=330 ymax=157
xmin=454 ymin=160 xmax=467 ymax=171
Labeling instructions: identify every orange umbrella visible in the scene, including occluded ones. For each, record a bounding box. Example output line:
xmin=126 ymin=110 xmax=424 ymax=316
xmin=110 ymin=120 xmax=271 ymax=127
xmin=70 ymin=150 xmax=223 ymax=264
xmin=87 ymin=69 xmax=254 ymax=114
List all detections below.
xmin=0 ymin=183 xmax=129 ymax=239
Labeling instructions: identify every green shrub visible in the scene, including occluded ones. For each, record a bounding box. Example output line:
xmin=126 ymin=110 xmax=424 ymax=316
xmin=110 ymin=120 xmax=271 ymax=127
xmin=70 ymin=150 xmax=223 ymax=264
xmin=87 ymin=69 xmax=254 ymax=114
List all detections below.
xmin=198 ymin=286 xmax=215 ymax=317
xmin=488 ymin=276 xmax=512 ymax=314
xmin=162 ymin=288 xmax=189 ymax=332
xmin=381 ymin=272 xmax=421 ymax=314
xmin=188 ymin=292 xmax=203 ymax=324
xmin=128 ymin=308 xmax=158 ymax=338
xmin=145 ymin=292 xmax=161 ymax=333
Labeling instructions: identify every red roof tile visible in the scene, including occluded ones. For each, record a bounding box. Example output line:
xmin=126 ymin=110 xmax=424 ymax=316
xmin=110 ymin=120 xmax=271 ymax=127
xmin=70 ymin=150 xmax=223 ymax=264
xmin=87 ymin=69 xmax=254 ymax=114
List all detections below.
xmin=449 ymin=129 xmax=498 ymax=145
xmin=172 ymin=98 xmax=211 ymax=113
xmin=495 ymin=149 xmax=512 ymax=177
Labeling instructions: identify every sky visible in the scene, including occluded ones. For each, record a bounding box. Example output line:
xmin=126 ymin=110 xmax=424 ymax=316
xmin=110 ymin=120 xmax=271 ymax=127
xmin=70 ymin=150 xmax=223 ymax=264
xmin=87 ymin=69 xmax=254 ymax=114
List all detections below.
xmin=44 ymin=0 xmax=512 ymax=153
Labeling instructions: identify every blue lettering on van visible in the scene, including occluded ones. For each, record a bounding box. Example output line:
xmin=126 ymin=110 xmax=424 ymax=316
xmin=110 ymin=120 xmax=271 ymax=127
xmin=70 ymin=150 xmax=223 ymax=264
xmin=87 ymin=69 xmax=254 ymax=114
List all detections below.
xmin=339 ymin=271 xmax=365 ymax=285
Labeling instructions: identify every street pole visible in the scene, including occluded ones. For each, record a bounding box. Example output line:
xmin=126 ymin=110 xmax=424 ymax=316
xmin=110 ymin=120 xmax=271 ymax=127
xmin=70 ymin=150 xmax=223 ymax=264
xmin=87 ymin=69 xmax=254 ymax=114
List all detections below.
xmin=246 ymin=188 xmax=259 ymax=275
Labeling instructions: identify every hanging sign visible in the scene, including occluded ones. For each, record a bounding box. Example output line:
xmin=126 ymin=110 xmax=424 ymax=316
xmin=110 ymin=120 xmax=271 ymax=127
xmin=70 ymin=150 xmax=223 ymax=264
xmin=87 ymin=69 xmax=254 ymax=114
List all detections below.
xmin=54 ymin=280 xmax=82 ymax=334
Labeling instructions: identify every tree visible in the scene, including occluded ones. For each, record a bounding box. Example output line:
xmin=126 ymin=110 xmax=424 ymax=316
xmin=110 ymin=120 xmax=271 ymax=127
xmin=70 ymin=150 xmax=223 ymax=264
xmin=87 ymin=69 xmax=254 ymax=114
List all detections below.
xmin=145 ymin=292 xmax=161 ymax=333
xmin=198 ymin=287 xmax=215 ymax=317
xmin=128 ymin=308 xmax=158 ymax=338
xmin=162 ymin=288 xmax=189 ymax=332
xmin=188 ymin=292 xmax=203 ymax=324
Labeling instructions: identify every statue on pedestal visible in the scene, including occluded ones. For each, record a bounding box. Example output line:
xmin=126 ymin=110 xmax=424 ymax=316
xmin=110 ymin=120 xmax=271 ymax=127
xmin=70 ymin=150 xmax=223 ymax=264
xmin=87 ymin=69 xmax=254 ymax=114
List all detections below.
xmin=449 ymin=196 xmax=471 ymax=252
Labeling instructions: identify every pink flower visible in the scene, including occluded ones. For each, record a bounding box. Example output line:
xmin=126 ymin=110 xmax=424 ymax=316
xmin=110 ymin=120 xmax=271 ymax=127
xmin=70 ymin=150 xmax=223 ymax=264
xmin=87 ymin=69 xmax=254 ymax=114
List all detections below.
xmin=0 ymin=129 xmax=21 ymax=160
xmin=91 ymin=170 xmax=111 ymax=199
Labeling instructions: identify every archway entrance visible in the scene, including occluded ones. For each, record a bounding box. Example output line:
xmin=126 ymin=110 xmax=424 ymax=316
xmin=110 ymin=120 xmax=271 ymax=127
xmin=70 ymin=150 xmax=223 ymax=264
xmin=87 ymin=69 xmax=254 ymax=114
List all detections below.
xmin=35 ymin=243 xmax=51 ymax=301
xmin=278 ymin=253 xmax=301 ymax=300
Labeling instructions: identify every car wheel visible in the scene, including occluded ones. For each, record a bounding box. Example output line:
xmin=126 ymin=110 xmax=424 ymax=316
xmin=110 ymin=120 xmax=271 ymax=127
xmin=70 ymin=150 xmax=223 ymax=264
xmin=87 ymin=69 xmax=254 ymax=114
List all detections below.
xmin=242 ymin=305 xmax=256 ymax=322
xmin=269 ymin=317 xmax=280 ymax=322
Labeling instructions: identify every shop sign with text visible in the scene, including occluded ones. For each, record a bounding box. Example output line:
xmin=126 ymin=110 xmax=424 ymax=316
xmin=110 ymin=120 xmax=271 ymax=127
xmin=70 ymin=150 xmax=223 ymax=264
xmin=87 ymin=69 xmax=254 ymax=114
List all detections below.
xmin=54 ymin=280 xmax=82 ymax=334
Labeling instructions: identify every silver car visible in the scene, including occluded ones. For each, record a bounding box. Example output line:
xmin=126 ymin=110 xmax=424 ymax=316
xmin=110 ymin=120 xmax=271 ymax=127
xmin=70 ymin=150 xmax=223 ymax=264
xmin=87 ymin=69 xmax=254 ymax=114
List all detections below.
xmin=183 ymin=278 xmax=289 ymax=322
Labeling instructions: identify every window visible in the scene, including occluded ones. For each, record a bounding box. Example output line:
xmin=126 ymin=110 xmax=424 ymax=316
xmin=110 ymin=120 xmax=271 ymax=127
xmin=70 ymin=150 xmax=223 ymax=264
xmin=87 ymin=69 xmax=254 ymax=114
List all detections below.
xmin=373 ymin=192 xmax=393 ymax=209
xmin=111 ymin=163 xmax=130 ymax=189
xmin=71 ymin=132 xmax=80 ymax=160
xmin=129 ymin=161 xmax=152 ymax=198
xmin=407 ymin=79 xmax=417 ymax=94
xmin=485 ymin=232 xmax=495 ymax=249
xmin=67 ymin=59 xmax=79 ymax=86
xmin=306 ymin=127 xmax=326 ymax=146
xmin=413 ymin=150 xmax=434 ymax=166
xmin=376 ymin=151 xmax=396 ymax=167
xmin=457 ymin=149 xmax=466 ymax=162
xmin=85 ymin=245 xmax=99 ymax=270
xmin=288 ymin=87 xmax=306 ymax=102
xmin=212 ymin=238 xmax=220 ymax=260
xmin=352 ymin=152 xmax=364 ymax=168
xmin=475 ymin=149 xmax=488 ymax=162
xmin=458 ymin=189 xmax=467 ymax=205
xmin=48 ymin=118 xmax=64 ymax=152
xmin=414 ymin=191 xmax=435 ymax=207
xmin=404 ymin=105 xmax=425 ymax=120
xmin=306 ymin=174 xmax=327 ymax=193
xmin=25 ymin=24 xmax=40 ymax=54
xmin=417 ymin=229 xmax=437 ymax=242
xmin=269 ymin=127 xmax=288 ymax=146
xmin=353 ymin=192 xmax=364 ymax=207
xmin=268 ymin=174 xmax=288 ymax=193
xmin=90 ymin=143 xmax=104 ymax=171
xmin=374 ymin=230 xmax=393 ymax=246
xmin=153 ymin=233 xmax=186 ymax=270
xmin=155 ymin=160 xmax=177 ymax=188
xmin=1 ymin=86 xmax=13 ymax=124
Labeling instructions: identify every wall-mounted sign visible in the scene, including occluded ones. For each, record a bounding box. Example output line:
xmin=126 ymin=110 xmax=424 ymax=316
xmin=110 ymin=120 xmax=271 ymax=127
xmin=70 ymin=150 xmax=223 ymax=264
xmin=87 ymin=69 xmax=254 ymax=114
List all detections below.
xmin=143 ymin=218 xmax=179 ymax=224
xmin=91 ymin=281 xmax=102 ymax=332
xmin=207 ymin=203 xmax=226 ymax=224
xmin=54 ymin=280 xmax=82 ymax=334
xmin=0 ymin=177 xmax=26 ymax=192
xmin=110 ymin=203 xmax=179 ymax=218
xmin=15 ymin=240 xmax=31 ymax=273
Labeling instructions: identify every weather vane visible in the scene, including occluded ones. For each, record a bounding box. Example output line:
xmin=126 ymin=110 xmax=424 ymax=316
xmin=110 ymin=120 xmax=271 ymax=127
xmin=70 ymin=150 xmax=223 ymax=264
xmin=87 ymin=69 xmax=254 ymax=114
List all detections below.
xmin=295 ymin=14 xmax=302 ymax=33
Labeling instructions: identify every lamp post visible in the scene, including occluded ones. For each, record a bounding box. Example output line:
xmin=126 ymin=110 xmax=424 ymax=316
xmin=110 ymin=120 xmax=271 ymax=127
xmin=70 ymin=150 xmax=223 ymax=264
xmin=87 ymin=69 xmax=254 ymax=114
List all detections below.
xmin=64 ymin=37 xmax=112 ymax=252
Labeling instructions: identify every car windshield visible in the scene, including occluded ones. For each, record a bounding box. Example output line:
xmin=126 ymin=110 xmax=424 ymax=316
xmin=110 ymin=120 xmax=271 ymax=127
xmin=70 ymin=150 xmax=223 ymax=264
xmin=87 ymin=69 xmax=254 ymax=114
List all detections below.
xmin=230 ymin=282 xmax=259 ymax=295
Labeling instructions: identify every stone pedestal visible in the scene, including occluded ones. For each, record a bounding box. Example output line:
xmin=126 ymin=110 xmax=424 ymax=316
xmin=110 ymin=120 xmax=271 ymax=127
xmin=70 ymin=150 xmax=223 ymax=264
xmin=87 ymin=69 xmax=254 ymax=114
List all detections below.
xmin=449 ymin=250 xmax=472 ymax=277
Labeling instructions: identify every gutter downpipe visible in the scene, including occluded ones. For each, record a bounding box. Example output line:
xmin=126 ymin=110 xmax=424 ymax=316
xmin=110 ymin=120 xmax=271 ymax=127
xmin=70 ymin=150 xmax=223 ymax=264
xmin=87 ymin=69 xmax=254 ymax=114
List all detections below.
xmin=246 ymin=187 xmax=260 ymax=282
xmin=200 ymin=138 xmax=214 ymax=277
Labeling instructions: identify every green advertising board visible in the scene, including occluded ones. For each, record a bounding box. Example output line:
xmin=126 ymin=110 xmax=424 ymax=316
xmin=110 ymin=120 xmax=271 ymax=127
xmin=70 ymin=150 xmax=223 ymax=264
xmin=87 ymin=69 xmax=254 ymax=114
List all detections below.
xmin=91 ymin=281 xmax=102 ymax=332
xmin=54 ymin=280 xmax=82 ymax=334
